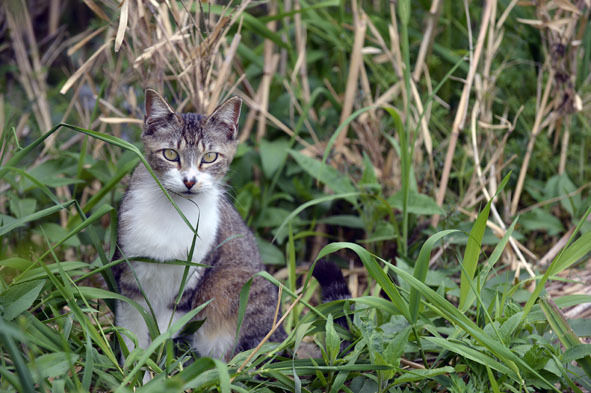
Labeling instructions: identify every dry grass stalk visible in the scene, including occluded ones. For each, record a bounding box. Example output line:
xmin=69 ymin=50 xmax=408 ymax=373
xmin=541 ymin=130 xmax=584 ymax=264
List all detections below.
xmin=5 ymin=0 xmax=54 ymax=148
xmin=412 ymin=0 xmax=442 ymax=81
xmin=114 ymin=0 xmax=129 ymax=52
xmin=335 ymin=6 xmax=367 ymax=152
xmin=510 ymin=0 xmax=587 ymax=213
xmin=432 ymin=1 xmax=494 ymax=227
xmin=255 ymin=2 xmax=279 ymax=142
xmin=510 ymin=68 xmax=555 ymax=215
xmin=293 ymin=1 xmax=316 ymax=122
xmin=539 ymin=226 xmax=576 ymax=267
xmin=61 ymin=40 xmax=112 ymax=95
xmin=470 ymin=102 xmax=536 ymax=279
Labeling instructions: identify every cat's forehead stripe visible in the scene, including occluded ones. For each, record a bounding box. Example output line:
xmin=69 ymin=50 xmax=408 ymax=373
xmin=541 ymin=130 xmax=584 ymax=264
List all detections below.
xmin=181 ymin=113 xmax=205 ymax=146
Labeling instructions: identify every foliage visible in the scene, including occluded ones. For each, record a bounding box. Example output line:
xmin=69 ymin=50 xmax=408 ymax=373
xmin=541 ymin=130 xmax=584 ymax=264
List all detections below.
xmin=1 ymin=0 xmax=591 ymax=392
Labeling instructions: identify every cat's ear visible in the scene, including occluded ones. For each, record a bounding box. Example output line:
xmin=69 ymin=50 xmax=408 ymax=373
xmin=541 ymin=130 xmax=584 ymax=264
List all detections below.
xmin=145 ymin=89 xmax=175 ymax=119
xmin=207 ymin=97 xmax=242 ymax=140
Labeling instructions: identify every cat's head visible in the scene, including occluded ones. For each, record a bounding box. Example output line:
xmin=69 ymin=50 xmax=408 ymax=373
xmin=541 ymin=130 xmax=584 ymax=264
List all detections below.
xmin=141 ymin=89 xmax=241 ymax=195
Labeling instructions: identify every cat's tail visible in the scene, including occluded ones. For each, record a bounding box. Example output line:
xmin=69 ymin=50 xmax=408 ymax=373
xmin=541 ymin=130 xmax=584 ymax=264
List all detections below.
xmin=312 ymin=259 xmax=351 ymax=329
xmin=312 ymin=259 xmax=351 ymax=301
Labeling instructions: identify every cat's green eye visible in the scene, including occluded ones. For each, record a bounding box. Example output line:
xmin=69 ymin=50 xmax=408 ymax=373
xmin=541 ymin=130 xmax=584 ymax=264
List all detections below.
xmin=162 ymin=149 xmax=179 ymax=161
xmin=202 ymin=152 xmax=218 ymax=164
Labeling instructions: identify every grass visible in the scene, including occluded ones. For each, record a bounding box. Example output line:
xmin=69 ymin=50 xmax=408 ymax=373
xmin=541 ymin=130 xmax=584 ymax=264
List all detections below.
xmin=1 ymin=0 xmax=591 ymax=392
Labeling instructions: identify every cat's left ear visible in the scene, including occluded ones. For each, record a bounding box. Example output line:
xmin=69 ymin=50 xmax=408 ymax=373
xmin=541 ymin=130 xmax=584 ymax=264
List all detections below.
xmin=145 ymin=88 xmax=175 ymax=119
xmin=207 ymin=97 xmax=242 ymax=140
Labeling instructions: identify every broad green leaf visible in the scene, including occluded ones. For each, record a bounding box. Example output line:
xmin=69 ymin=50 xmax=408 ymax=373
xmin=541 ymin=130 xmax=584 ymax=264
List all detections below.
xmin=521 ymin=209 xmax=564 ymax=236
xmin=388 ymin=190 xmax=445 ymax=215
xmin=9 ymin=198 xmax=37 ymax=219
xmin=319 ymin=215 xmax=364 ymax=228
xmin=260 ymin=138 xmax=290 ymax=178
xmin=256 ymin=237 xmax=285 ymax=265
xmin=0 ymin=201 xmax=76 ymax=237
xmin=36 ymin=223 xmax=80 ymax=247
xmin=392 ymin=366 xmax=455 ymax=384
xmin=359 ymin=153 xmax=379 ymax=188
xmin=29 ymin=352 xmax=80 ymax=380
xmin=273 ymin=192 xmax=360 ymax=242
xmin=563 ymin=344 xmax=591 ymax=363
xmin=289 ymin=149 xmax=356 ymax=202
xmin=0 ymin=257 xmax=34 ymax=271
xmin=0 ymin=280 xmax=45 ymax=320
xmin=384 ymin=326 xmax=410 ymax=368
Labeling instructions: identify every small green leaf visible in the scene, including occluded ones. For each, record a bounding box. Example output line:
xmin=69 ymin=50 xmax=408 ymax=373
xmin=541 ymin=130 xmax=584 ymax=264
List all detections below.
xmin=563 ymin=344 xmax=591 ymax=363
xmin=256 ymin=237 xmax=285 ymax=265
xmin=29 ymin=352 xmax=79 ymax=380
xmin=9 ymin=198 xmax=37 ymax=219
xmin=325 ymin=314 xmax=340 ymax=364
xmin=0 ymin=280 xmax=45 ymax=320
xmin=393 ymin=366 xmax=455 ymax=384
xmin=388 ymin=190 xmax=445 ymax=215
xmin=289 ymin=149 xmax=356 ymax=203
xmin=260 ymin=138 xmax=290 ymax=178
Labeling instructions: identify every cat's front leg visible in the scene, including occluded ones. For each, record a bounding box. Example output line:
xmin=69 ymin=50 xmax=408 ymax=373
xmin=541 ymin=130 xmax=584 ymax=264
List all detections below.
xmin=116 ymin=299 xmax=151 ymax=356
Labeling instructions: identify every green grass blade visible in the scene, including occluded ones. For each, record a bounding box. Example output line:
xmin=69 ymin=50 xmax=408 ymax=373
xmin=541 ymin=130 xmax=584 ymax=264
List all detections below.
xmin=409 ymin=229 xmax=459 ymax=323
xmin=460 ymin=173 xmax=510 ymax=311
xmin=316 ymin=242 xmax=410 ymax=321
xmin=522 ymin=206 xmax=591 ymax=322
xmin=0 ymin=316 xmax=36 ymax=393
xmin=540 ymin=296 xmax=591 ymax=379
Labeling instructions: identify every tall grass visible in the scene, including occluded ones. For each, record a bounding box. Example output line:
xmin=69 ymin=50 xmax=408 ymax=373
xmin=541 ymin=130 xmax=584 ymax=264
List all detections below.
xmin=1 ymin=0 xmax=591 ymax=392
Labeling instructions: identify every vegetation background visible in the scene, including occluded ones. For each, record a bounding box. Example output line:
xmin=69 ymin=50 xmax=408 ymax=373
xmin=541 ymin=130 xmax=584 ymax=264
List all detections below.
xmin=1 ymin=0 xmax=591 ymax=392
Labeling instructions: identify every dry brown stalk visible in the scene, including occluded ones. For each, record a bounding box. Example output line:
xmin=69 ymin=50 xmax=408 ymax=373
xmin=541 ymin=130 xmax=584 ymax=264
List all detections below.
xmin=207 ymin=33 xmax=241 ymax=114
xmin=432 ymin=1 xmax=494 ymax=228
xmin=510 ymin=68 xmax=555 ymax=215
xmin=5 ymin=1 xmax=53 ymax=147
xmin=539 ymin=226 xmax=575 ymax=267
xmin=470 ymin=102 xmax=536 ymax=278
xmin=61 ymin=40 xmax=112 ymax=95
xmin=114 ymin=0 xmax=129 ymax=52
xmin=256 ymin=2 xmax=279 ymax=142
xmin=293 ymin=0 xmax=317 ymax=122
xmin=335 ymin=8 xmax=367 ymax=152
xmin=82 ymin=0 xmax=110 ymax=21
xmin=412 ymin=0 xmax=442 ymax=81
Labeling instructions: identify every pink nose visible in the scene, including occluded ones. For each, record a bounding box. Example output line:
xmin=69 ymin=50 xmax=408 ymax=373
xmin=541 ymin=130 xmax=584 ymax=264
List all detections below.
xmin=183 ymin=178 xmax=196 ymax=189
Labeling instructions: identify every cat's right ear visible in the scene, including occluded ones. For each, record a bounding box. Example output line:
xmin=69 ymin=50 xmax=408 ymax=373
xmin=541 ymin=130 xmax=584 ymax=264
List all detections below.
xmin=145 ymin=89 xmax=175 ymax=119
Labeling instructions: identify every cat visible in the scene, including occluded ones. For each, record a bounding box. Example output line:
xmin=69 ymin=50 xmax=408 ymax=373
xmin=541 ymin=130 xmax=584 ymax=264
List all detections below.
xmin=113 ymin=89 xmax=285 ymax=362
xmin=113 ymin=89 xmax=352 ymax=370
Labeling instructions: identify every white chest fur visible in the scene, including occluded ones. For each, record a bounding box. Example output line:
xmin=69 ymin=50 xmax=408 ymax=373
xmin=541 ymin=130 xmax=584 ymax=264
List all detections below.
xmin=119 ymin=181 xmax=219 ymax=264
xmin=118 ymin=171 xmax=220 ymax=323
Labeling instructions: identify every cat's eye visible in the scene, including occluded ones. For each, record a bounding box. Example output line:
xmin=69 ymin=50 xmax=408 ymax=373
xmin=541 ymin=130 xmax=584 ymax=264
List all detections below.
xmin=162 ymin=149 xmax=179 ymax=161
xmin=202 ymin=152 xmax=218 ymax=164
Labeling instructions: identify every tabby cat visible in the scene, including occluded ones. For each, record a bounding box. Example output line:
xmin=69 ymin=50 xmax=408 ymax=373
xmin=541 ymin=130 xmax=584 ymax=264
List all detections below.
xmin=114 ymin=89 xmax=284 ymax=360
